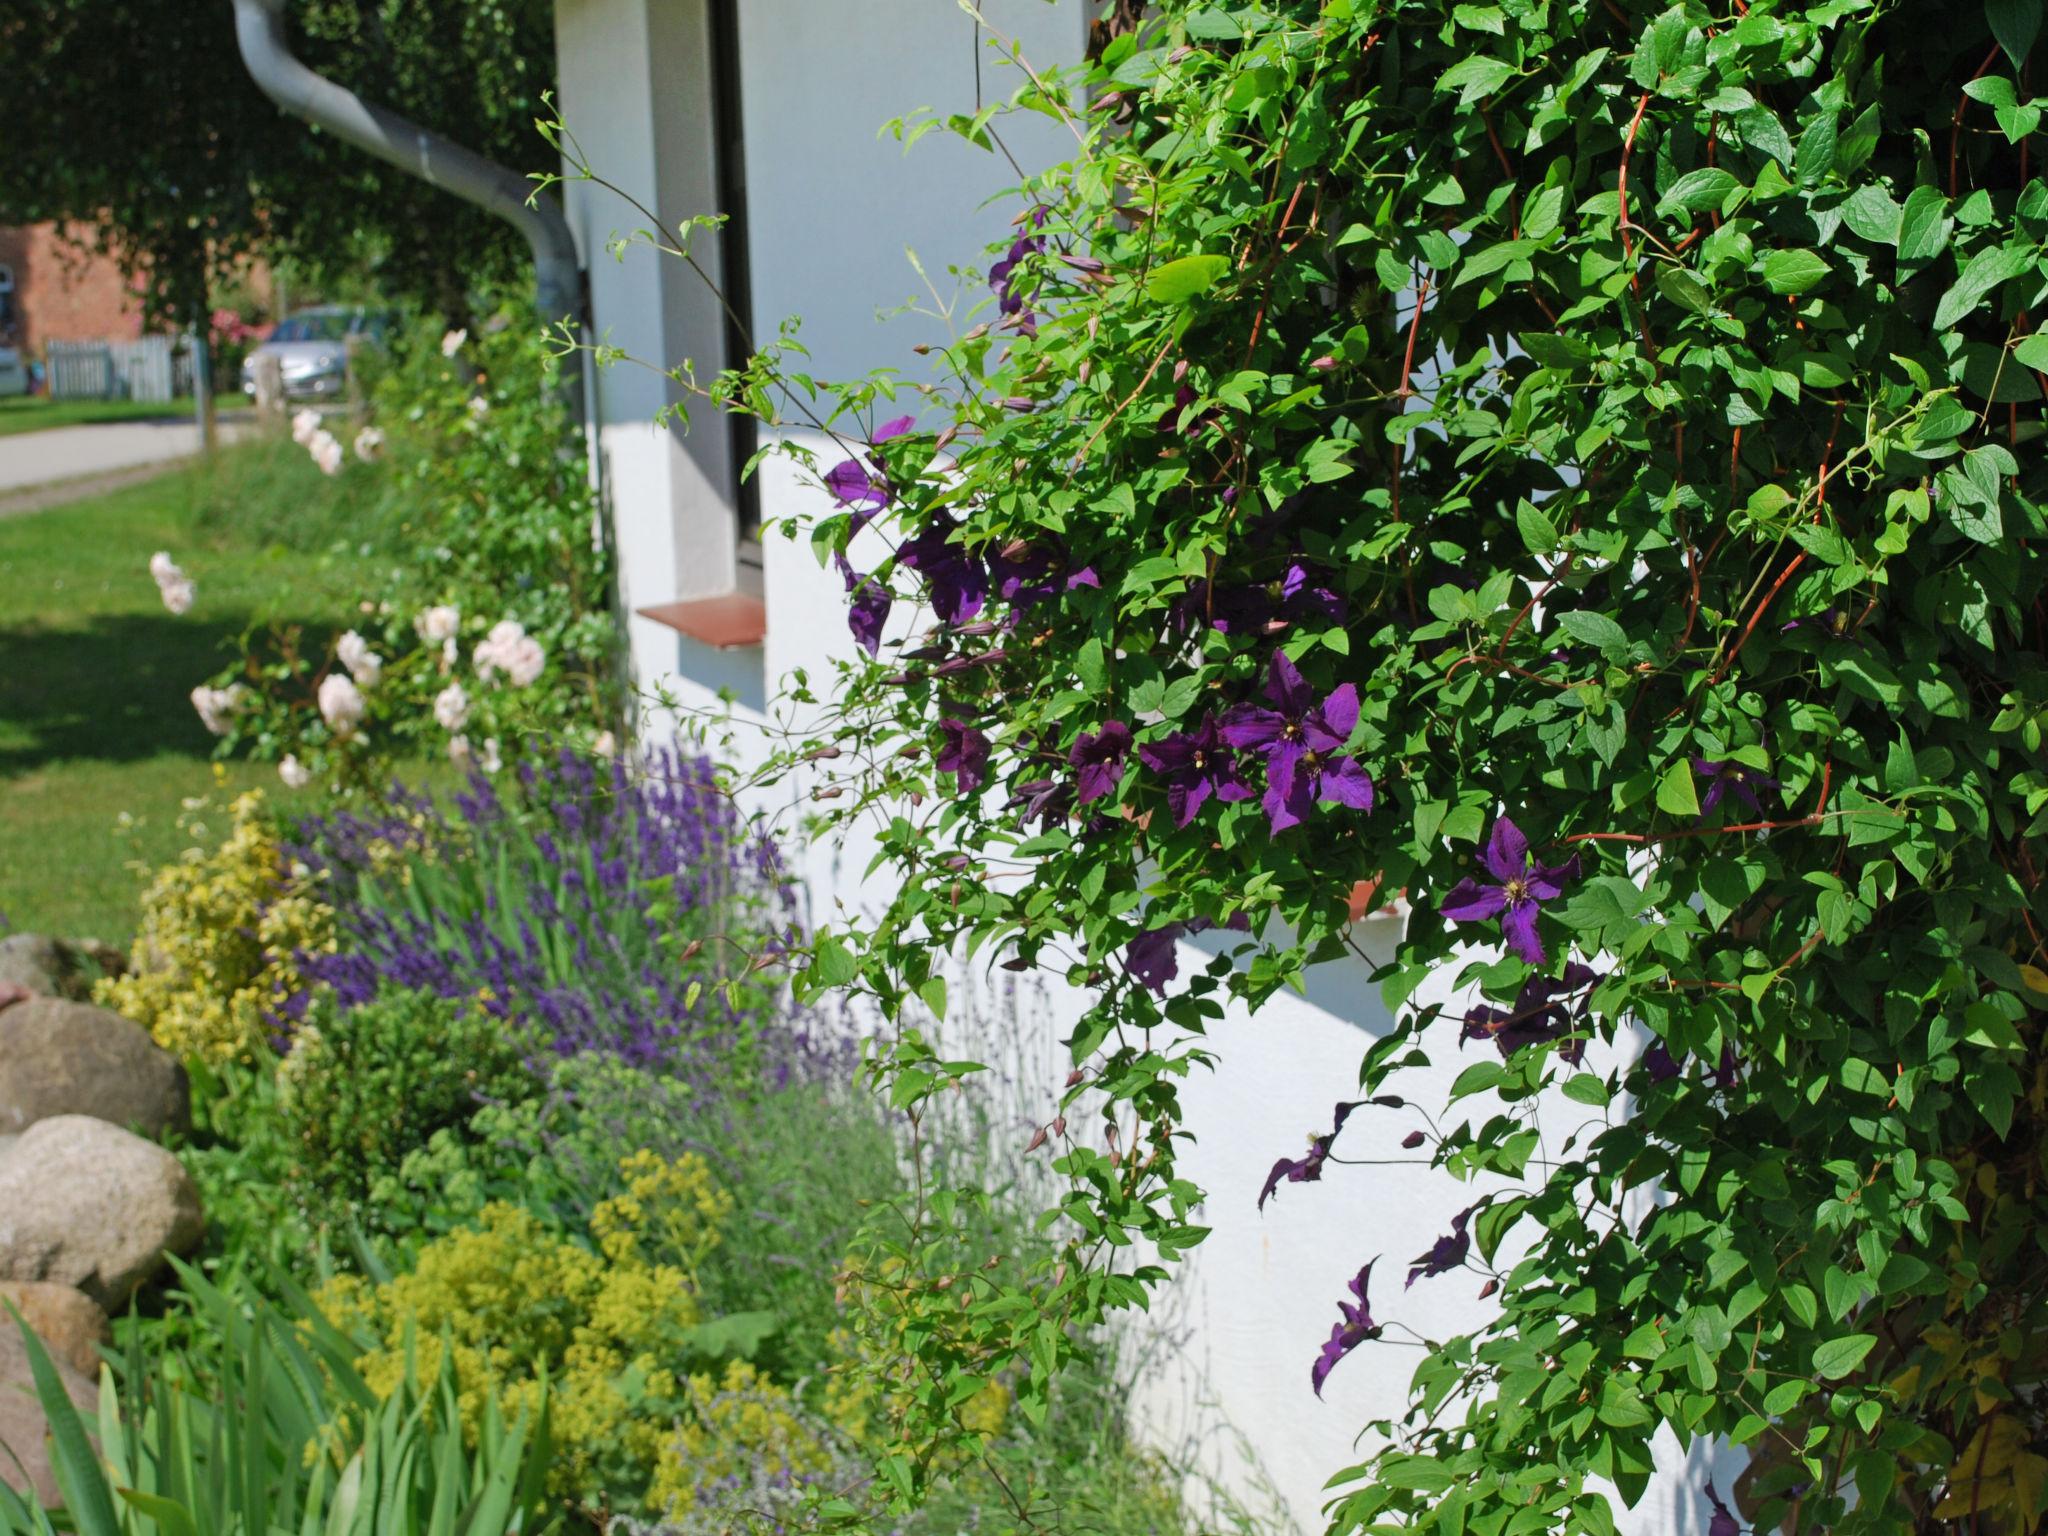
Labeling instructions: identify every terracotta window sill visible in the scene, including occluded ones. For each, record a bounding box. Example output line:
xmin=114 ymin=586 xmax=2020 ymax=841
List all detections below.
xmin=637 ymin=593 xmax=766 ymax=650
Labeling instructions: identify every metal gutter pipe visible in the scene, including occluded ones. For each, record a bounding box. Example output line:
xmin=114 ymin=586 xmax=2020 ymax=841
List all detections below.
xmin=230 ymin=0 xmax=587 ymax=425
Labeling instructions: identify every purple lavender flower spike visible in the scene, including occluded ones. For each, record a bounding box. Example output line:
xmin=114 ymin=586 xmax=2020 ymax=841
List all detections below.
xmin=1440 ymin=817 xmax=1579 ymax=965
xmin=935 ymin=718 xmax=991 ymax=793
xmin=1312 ymin=1260 xmax=1383 ymax=1397
xmin=1068 ymin=721 xmax=1132 ymax=805
xmin=1691 ymin=757 xmax=1780 ymax=817
xmin=1406 ymin=1206 xmax=1473 ymax=1288
xmin=1257 ymin=1100 xmax=1364 ymax=1209
xmin=1137 ymin=716 xmax=1254 ymax=828
xmin=1220 ymin=652 xmax=1373 ymax=832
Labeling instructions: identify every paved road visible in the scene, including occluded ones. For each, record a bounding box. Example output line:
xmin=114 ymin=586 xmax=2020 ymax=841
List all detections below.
xmin=0 ymin=416 xmax=256 ymax=495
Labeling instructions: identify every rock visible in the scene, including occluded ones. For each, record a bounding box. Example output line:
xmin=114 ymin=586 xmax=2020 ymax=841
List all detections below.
xmin=0 ymin=1324 xmax=97 ymax=1507
xmin=0 ymin=935 xmax=124 ymax=1004
xmin=0 ymin=1117 xmax=204 ymax=1311
xmin=0 ymin=1284 xmax=108 ymax=1379
xmin=0 ymin=999 xmax=189 ymax=1138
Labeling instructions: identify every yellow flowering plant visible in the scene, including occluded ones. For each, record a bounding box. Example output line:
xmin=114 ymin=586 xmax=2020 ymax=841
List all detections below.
xmin=98 ymin=786 xmax=333 ymax=1066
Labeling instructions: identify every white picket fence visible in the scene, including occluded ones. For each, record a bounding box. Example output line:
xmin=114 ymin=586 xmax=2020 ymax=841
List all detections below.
xmin=45 ymin=334 xmax=196 ymax=403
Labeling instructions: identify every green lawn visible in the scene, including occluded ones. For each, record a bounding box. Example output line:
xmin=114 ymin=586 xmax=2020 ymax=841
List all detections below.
xmin=0 ymin=445 xmax=376 ymax=942
xmin=0 ymin=395 xmax=203 ymax=437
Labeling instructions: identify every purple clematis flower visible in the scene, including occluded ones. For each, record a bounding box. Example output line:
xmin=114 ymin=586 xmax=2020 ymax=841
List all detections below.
xmin=989 ymin=207 xmax=1049 ymax=336
xmin=1312 ymin=1261 xmax=1383 ymax=1397
xmin=1138 ymin=716 xmax=1254 ymax=828
xmin=1008 ymin=777 xmax=1072 ymax=827
xmin=1406 ymin=1207 xmax=1473 ymax=1289
xmin=1692 ymin=757 xmax=1780 ymax=817
xmin=823 ymin=415 xmax=917 ymax=524
xmin=988 ymin=543 xmax=1100 ymax=612
xmin=833 ymin=554 xmax=892 ymax=658
xmin=935 ymin=718 xmax=990 ymax=793
xmin=1258 ymin=1100 xmax=1365 ymax=1210
xmin=1704 ymin=1482 xmax=1742 ymax=1536
xmin=1440 ymin=817 xmax=1579 ymax=965
xmin=1220 ymin=652 xmax=1374 ymax=833
xmin=1126 ymin=923 xmax=1181 ymax=993
xmin=897 ymin=513 xmax=989 ymax=627
xmin=1069 ymin=721 xmax=1132 ymax=805
xmin=1461 ymin=962 xmax=1598 ymax=1065
xmin=1126 ymin=914 xmax=1251 ymax=995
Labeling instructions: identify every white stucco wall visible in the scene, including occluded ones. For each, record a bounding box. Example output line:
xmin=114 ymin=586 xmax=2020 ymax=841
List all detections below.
xmin=553 ymin=2 xmax=1735 ymax=1530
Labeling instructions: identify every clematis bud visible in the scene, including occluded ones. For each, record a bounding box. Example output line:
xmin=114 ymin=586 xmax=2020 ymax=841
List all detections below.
xmin=1401 ymin=1130 xmax=1426 ymax=1149
xmin=1065 ymin=1068 xmax=1084 ymax=1088
xmin=1310 ymin=355 xmax=1337 ymax=372
xmin=1172 ymin=358 xmax=1189 ymax=383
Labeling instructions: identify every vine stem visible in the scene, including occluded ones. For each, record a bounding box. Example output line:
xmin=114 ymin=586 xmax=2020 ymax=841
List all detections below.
xmin=1951 ymin=43 xmax=2005 ymax=197
xmin=1563 ymin=762 xmax=1835 ymax=847
xmin=1617 ymin=91 xmax=1661 ymax=371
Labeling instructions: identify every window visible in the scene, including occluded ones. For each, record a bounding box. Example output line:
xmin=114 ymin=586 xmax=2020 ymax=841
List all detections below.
xmin=709 ymin=0 xmax=759 ymax=541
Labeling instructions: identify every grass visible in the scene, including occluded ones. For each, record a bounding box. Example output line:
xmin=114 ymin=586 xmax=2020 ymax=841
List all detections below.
xmin=0 ymin=394 xmax=246 ymax=438
xmin=0 ymin=437 xmax=392 ymax=942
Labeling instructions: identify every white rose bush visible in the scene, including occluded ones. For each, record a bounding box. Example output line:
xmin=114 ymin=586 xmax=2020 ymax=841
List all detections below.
xmin=174 ymin=298 xmax=621 ymax=789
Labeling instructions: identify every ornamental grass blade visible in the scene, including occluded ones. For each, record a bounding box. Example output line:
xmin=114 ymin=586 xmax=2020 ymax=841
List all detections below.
xmin=116 ymin=1487 xmax=201 ymax=1536
xmin=4 ymin=1305 xmax=120 ymax=1536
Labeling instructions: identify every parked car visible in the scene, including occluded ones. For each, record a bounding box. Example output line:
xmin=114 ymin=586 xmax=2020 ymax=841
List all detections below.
xmin=0 ymin=347 xmax=27 ymax=398
xmin=240 ymin=306 xmax=393 ymax=400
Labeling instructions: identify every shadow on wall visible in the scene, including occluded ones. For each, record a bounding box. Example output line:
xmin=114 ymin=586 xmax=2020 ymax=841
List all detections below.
xmin=0 ymin=611 xmax=303 ymax=772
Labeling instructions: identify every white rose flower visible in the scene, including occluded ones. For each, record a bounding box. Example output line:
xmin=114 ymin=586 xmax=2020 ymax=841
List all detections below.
xmin=353 ymin=426 xmax=385 ymax=463
xmin=592 ymin=730 xmax=617 ymax=760
xmin=415 ymin=604 xmax=460 ymax=644
xmin=478 ymin=737 xmax=503 ymax=774
xmin=278 ymin=754 xmax=311 ymax=789
xmin=159 ymin=576 xmax=196 ymax=616
xmin=440 ymin=636 xmax=458 ymax=671
xmin=448 ymin=734 xmax=472 ymax=767
xmin=335 ymin=631 xmax=384 ymax=688
xmin=291 ymin=408 xmax=321 ymax=445
xmin=467 ymin=396 xmax=490 ymax=420
xmin=317 ymin=673 xmax=366 ymax=738
xmin=190 ymin=684 xmax=245 ymax=736
xmin=472 ymin=618 xmax=528 ymax=680
xmin=434 ymin=682 xmax=470 ymax=732
xmin=504 ymin=636 xmax=546 ymax=688
xmin=149 ymin=551 xmax=179 ymax=583
xmin=440 ymin=328 xmax=467 ymax=358
xmin=309 ymin=430 xmax=345 ymax=476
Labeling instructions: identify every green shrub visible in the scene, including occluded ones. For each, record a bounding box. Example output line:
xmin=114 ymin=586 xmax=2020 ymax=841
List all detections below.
xmin=277 ymin=986 xmax=541 ymax=1224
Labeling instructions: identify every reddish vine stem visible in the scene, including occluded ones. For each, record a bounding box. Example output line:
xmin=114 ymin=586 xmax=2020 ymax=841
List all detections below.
xmin=1617 ymin=92 xmax=1662 ymax=372
xmin=1566 ymin=763 xmax=1835 ymax=849
xmin=1951 ymin=43 xmax=2005 ymax=198
xmin=1709 ymin=402 xmax=1843 ymax=685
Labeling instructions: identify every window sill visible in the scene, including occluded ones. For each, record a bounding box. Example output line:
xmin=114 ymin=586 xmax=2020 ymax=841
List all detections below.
xmin=636 ymin=592 xmax=766 ymax=650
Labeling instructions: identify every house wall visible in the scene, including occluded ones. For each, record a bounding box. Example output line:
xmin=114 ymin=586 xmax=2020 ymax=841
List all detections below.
xmin=554 ymin=3 xmax=1731 ymax=1530
xmin=0 ymin=224 xmax=148 ymax=355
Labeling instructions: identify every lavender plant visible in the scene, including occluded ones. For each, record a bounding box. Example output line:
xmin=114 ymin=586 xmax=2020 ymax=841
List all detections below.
xmin=291 ymin=746 xmax=802 ymax=1074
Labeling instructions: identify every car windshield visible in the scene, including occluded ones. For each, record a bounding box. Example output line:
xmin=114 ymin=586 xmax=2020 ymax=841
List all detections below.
xmin=269 ymin=312 xmax=353 ymax=343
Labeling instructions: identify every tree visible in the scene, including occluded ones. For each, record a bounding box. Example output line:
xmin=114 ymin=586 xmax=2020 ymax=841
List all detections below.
xmin=0 ymin=0 xmax=557 ymax=329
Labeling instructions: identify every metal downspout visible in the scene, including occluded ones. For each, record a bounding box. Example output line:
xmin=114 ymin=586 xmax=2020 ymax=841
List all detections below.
xmin=229 ymin=0 xmax=588 ymax=428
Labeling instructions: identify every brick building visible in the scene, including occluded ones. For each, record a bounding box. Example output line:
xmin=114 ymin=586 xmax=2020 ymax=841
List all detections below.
xmin=0 ymin=223 xmax=148 ymax=357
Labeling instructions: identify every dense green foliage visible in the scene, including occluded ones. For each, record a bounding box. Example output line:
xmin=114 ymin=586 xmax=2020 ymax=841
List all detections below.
xmin=688 ymin=2 xmax=2048 ymax=1531
xmin=277 ymin=986 xmax=540 ymax=1223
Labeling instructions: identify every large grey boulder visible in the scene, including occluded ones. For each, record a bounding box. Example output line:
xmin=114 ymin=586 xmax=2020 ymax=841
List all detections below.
xmin=0 ymin=935 xmax=122 ymax=1003
xmin=0 ymin=999 xmax=188 ymax=1138
xmin=0 ymin=1117 xmax=204 ymax=1311
xmin=0 ymin=1325 xmax=98 ymax=1507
